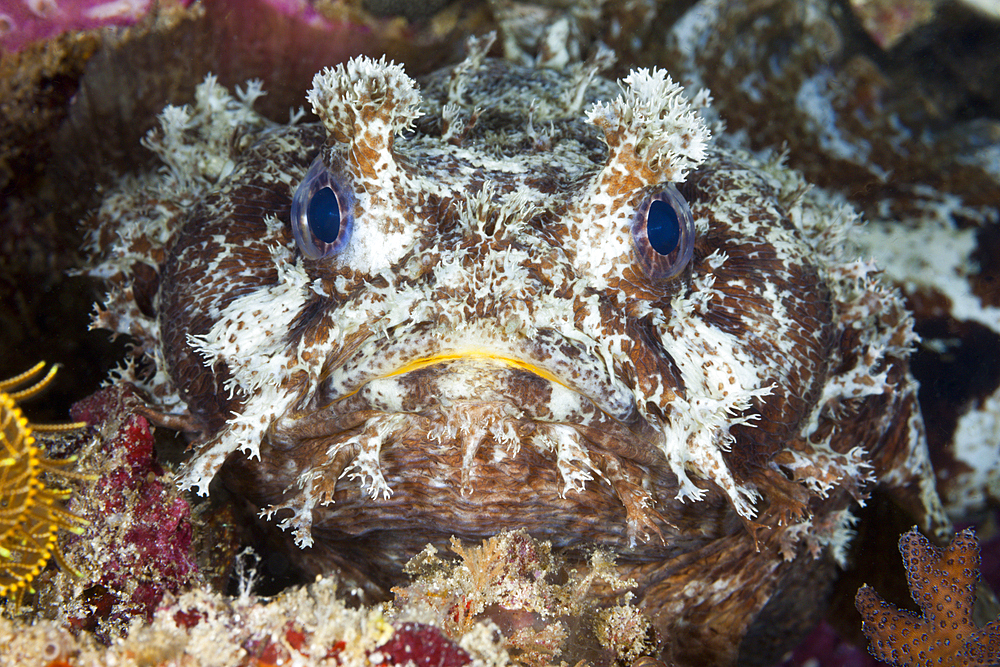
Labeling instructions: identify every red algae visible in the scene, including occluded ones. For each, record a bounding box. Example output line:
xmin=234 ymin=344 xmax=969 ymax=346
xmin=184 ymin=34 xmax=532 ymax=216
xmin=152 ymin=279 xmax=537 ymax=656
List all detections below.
xmin=373 ymin=622 xmax=472 ymax=667
xmin=57 ymin=385 xmax=200 ymax=637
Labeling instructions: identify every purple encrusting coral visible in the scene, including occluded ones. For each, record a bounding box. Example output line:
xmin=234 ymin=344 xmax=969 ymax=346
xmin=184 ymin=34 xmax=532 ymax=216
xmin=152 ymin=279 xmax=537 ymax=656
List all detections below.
xmin=64 ymin=386 xmax=199 ymax=634
xmin=0 ymin=0 xmax=354 ymax=54
xmin=0 ymin=0 xmax=158 ymax=53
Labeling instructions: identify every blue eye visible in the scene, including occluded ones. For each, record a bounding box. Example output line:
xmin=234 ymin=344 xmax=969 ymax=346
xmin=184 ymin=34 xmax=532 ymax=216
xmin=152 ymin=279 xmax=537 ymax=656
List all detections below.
xmin=307 ymin=188 xmax=342 ymax=243
xmin=646 ymin=199 xmax=682 ymax=255
xmin=631 ymin=185 xmax=695 ymax=281
xmin=291 ymin=156 xmax=354 ymax=260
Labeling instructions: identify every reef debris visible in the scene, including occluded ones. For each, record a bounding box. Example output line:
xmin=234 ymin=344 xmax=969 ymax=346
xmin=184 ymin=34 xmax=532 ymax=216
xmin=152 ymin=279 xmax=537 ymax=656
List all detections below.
xmin=393 ymin=530 xmax=657 ymax=666
xmin=1 ymin=528 xmax=653 ymax=667
xmin=0 ymin=574 xmax=471 ymax=667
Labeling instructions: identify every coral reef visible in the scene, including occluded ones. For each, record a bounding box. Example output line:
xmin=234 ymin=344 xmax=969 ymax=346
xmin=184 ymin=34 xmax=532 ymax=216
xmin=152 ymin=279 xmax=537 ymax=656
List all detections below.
xmin=1 ymin=576 xmax=426 ymax=666
xmin=393 ymin=530 xmax=655 ymax=666
xmin=856 ymin=528 xmax=1000 ymax=666
xmin=0 ymin=512 xmax=659 ymax=667
xmin=27 ymin=384 xmax=202 ymax=640
xmin=0 ymin=1 xmax=998 ymax=666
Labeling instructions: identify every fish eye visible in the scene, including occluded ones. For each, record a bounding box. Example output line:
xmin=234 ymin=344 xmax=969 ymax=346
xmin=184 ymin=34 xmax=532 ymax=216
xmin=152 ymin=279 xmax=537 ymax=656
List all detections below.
xmin=291 ymin=156 xmax=354 ymax=260
xmin=630 ymin=184 xmax=695 ymax=281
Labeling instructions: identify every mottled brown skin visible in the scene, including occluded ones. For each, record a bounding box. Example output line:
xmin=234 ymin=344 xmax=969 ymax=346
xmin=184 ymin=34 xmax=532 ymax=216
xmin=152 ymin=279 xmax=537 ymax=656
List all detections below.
xmin=87 ymin=56 xmax=944 ymax=666
xmin=678 ymin=170 xmax=836 ymax=472
xmin=661 ymin=0 xmax=1000 ymax=526
xmin=155 ymin=127 xmax=328 ymax=433
xmin=184 ymin=162 xmax=868 ymax=663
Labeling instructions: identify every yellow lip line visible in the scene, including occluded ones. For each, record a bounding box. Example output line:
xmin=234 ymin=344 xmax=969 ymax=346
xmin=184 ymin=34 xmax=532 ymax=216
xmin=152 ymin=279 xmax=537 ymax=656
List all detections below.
xmin=384 ymin=351 xmax=566 ymax=387
xmin=327 ymin=351 xmax=573 ymax=405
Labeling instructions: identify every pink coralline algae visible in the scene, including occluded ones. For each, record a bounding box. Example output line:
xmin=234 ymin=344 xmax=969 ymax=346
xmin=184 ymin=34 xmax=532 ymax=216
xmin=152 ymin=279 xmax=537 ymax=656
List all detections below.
xmin=65 ymin=385 xmax=199 ymax=634
xmin=373 ymin=622 xmax=473 ymax=667
xmin=0 ymin=0 xmax=356 ymax=54
xmin=0 ymin=0 xmax=159 ymax=53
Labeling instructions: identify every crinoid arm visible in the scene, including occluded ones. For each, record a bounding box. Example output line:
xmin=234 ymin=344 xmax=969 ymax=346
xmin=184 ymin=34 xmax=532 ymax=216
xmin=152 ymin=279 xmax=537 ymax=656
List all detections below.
xmin=0 ymin=363 xmax=90 ymax=608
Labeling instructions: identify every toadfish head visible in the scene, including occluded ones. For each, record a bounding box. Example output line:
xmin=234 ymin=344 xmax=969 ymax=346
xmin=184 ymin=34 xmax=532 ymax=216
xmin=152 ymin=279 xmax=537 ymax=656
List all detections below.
xmin=85 ymin=34 xmax=945 ymax=665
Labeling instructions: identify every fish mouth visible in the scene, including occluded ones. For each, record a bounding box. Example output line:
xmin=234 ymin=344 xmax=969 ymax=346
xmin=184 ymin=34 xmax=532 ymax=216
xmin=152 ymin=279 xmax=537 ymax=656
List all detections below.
xmin=332 ymin=349 xmax=601 ymax=420
xmin=316 ymin=350 xmax=647 ymax=454
xmin=311 ymin=331 xmax=669 ymax=484
xmin=264 ymin=331 xmax=673 ymax=548
xmin=386 ymin=350 xmax=566 ymax=386
xmin=319 ymin=326 xmax=640 ymax=425
xmin=274 ymin=327 xmax=669 ymax=478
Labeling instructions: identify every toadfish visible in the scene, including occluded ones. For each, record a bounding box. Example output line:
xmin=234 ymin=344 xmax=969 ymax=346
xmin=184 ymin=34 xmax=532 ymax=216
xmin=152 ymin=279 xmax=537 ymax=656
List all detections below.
xmin=84 ymin=35 xmax=946 ymax=665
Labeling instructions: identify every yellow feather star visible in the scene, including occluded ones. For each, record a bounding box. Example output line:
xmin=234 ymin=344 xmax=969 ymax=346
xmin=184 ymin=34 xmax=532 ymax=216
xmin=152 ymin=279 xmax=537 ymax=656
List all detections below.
xmin=0 ymin=362 xmax=90 ymax=607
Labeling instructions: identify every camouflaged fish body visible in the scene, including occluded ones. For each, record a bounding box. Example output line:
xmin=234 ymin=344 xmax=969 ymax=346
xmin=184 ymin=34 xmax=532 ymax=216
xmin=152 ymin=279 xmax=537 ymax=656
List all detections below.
xmin=84 ymin=38 xmax=944 ymax=664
